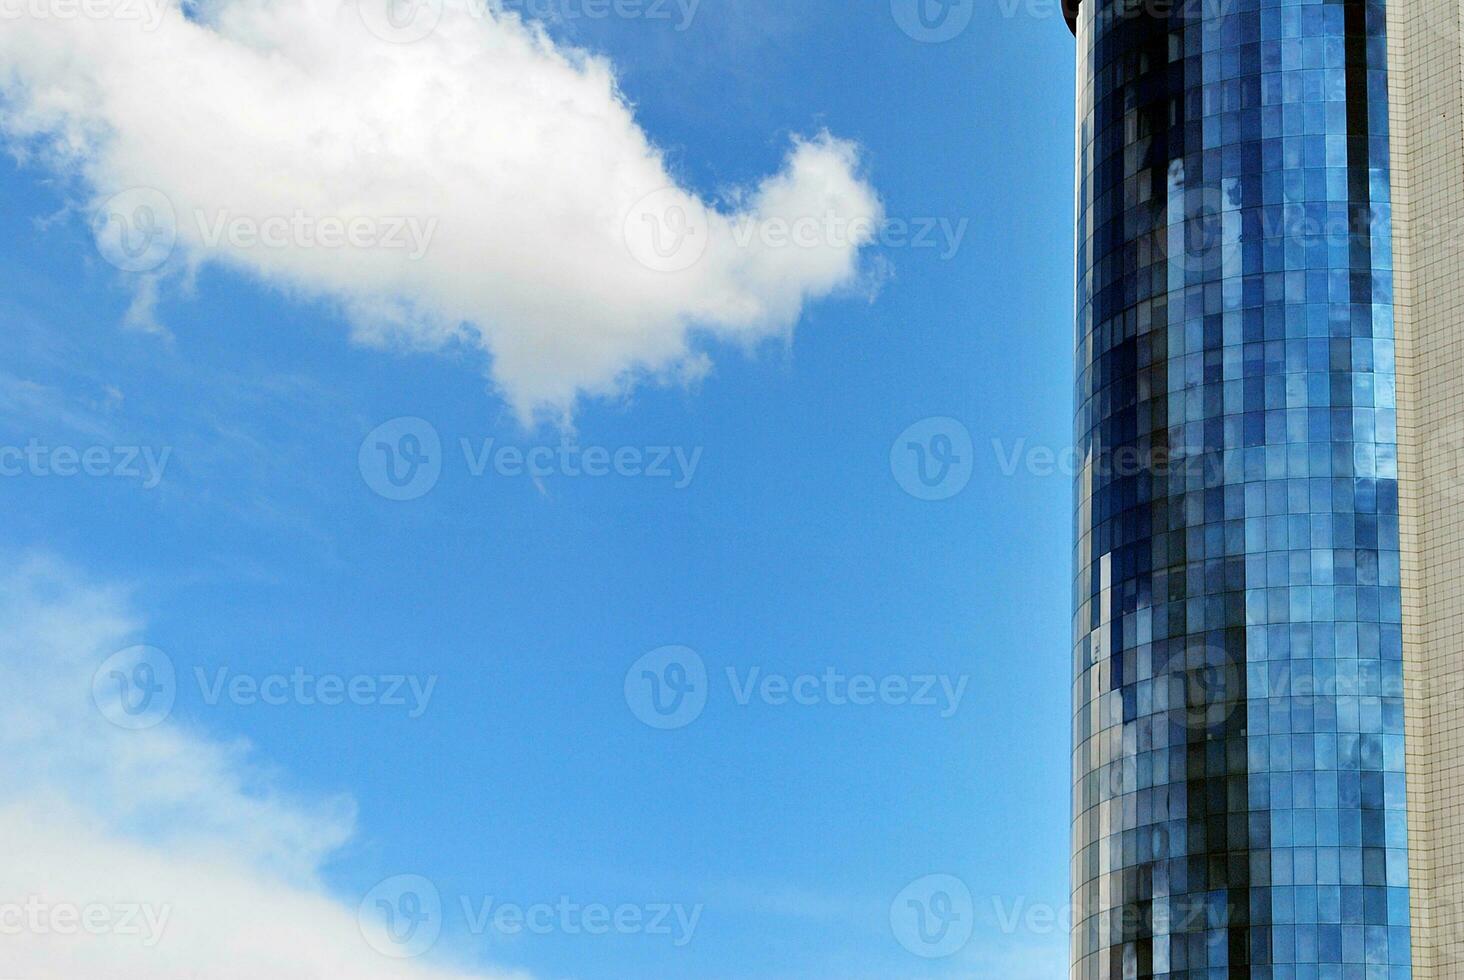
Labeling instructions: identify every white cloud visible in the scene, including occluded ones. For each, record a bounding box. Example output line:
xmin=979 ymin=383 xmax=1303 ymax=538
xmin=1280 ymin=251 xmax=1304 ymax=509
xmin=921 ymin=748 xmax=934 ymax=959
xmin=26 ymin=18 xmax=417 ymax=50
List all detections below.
xmin=0 ymin=0 xmax=882 ymax=420
xmin=0 ymin=555 xmax=522 ymax=979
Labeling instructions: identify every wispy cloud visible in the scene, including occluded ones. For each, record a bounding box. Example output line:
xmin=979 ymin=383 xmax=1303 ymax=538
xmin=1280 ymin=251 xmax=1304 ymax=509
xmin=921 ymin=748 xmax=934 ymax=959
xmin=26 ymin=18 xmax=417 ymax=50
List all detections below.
xmin=0 ymin=371 xmax=122 ymax=440
xmin=0 ymin=554 xmax=525 ymax=979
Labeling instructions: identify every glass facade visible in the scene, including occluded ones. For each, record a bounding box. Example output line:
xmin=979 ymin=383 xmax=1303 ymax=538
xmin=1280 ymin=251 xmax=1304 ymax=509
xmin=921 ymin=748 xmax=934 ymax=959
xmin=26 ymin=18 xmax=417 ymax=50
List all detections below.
xmin=1068 ymin=1 xmax=1411 ymax=978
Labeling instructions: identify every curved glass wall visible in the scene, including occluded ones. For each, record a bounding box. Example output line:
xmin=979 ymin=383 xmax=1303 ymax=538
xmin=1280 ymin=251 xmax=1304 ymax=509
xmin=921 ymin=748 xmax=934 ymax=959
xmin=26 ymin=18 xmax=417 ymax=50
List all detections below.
xmin=1069 ymin=1 xmax=1411 ymax=978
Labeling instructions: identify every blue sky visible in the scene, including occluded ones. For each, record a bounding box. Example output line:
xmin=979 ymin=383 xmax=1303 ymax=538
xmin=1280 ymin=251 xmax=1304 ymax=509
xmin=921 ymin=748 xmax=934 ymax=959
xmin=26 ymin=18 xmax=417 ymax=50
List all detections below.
xmin=0 ymin=2 xmax=1077 ymax=977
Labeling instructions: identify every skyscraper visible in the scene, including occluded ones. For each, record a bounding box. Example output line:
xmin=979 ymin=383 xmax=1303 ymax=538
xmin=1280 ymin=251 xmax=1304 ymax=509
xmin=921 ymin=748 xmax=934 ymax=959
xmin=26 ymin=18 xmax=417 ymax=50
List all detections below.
xmin=1063 ymin=1 xmax=1464 ymax=976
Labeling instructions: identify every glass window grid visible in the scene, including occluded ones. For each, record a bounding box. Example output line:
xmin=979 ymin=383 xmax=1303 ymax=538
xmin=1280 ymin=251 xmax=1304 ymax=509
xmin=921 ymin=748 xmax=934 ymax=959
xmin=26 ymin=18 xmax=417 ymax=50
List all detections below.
xmin=1068 ymin=1 xmax=1411 ymax=978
